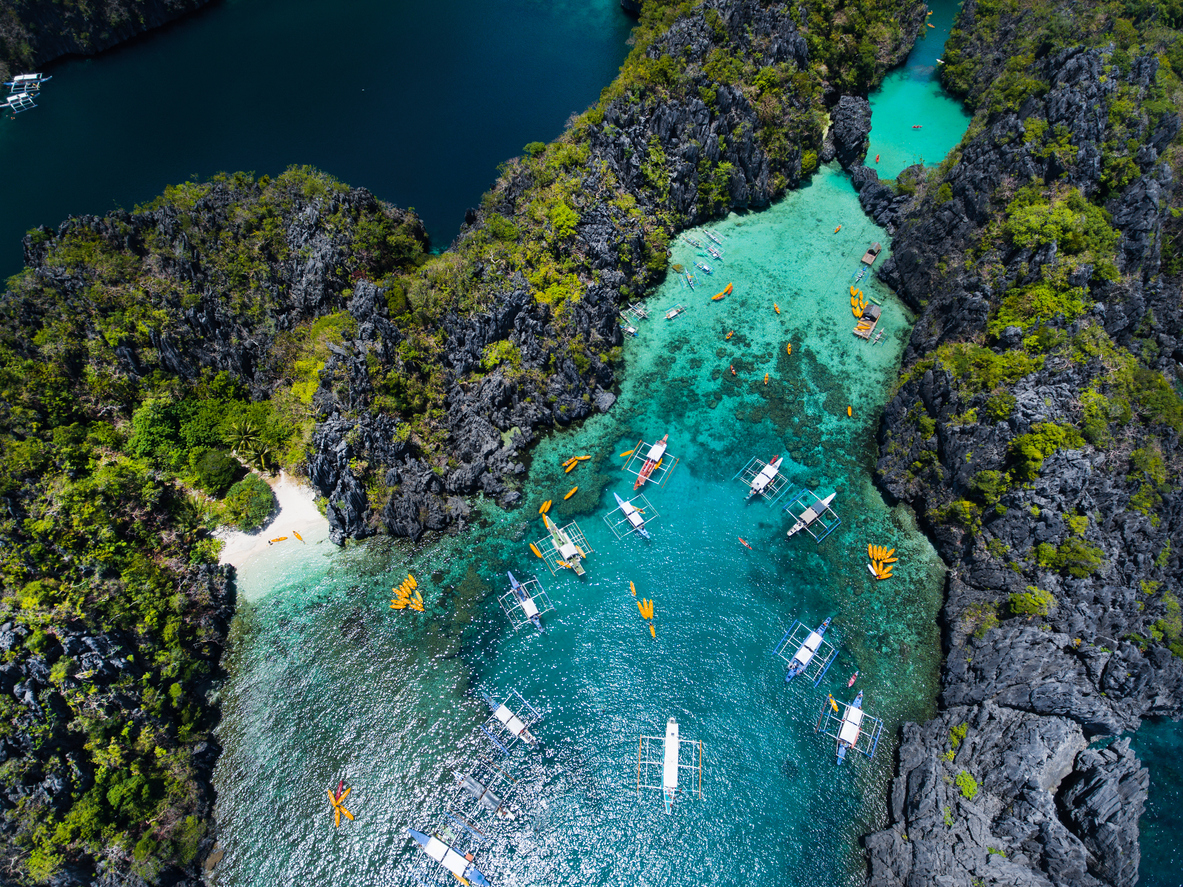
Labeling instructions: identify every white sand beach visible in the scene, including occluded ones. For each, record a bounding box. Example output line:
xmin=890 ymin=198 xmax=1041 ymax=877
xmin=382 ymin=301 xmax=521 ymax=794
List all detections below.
xmin=217 ymin=472 xmax=330 ymax=569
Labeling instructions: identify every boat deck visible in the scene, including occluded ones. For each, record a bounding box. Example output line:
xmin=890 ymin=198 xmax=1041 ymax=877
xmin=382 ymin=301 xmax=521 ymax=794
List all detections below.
xmin=603 ymin=493 xmax=659 ymax=540
xmin=854 ymin=303 xmax=882 ymax=340
xmin=773 ymin=620 xmax=839 ymax=686
xmin=733 ymin=456 xmax=796 ymax=505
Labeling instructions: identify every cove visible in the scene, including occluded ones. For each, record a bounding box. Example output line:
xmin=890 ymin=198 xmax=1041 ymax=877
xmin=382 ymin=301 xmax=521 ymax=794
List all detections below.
xmin=865 ymin=0 xmax=971 ymax=180
xmin=210 ymin=166 xmax=946 ymax=886
xmin=0 ymin=0 xmax=634 ymax=277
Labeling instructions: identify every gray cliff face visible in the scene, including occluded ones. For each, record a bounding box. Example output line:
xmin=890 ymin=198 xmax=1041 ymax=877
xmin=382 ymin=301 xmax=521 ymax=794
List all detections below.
xmin=0 ymin=0 xmax=214 ymax=80
xmin=826 ymin=36 xmax=1183 ymax=887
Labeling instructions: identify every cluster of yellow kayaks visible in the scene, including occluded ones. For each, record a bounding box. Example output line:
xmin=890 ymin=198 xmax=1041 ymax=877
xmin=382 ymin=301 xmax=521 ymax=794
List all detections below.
xmin=391 ymin=573 xmax=424 ymax=611
xmin=850 ymin=286 xmax=870 ymax=319
xmin=632 ymin=580 xmax=657 ymax=638
xmin=867 ymin=545 xmax=898 ymax=581
xmin=562 ymin=454 xmax=590 ymax=473
xmin=711 ymin=282 xmax=734 ymax=301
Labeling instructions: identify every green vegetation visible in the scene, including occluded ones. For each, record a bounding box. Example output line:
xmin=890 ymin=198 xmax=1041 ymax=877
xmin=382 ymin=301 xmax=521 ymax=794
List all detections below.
xmin=1008 ymin=423 xmax=1084 ymax=480
xmin=955 ymin=770 xmax=980 ymax=800
xmin=949 ymin=722 xmax=969 ymax=749
xmin=963 ymin=601 xmax=1001 ymax=639
xmin=1009 ymin=586 xmax=1057 ymax=617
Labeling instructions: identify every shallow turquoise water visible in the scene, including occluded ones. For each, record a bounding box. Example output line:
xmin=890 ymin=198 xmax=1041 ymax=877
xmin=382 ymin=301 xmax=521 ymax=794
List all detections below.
xmin=865 ymin=0 xmax=971 ymax=179
xmin=210 ymin=167 xmax=946 ymax=886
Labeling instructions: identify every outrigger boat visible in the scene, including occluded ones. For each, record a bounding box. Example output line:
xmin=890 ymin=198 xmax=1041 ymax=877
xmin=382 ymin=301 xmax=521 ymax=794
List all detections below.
xmin=685 ymin=235 xmax=703 ymax=248
xmin=454 ymin=760 xmax=516 ymax=821
xmin=543 ymin=514 xmax=589 ymax=575
xmin=500 ymin=571 xmax=553 ymax=630
xmin=614 ymin=492 xmax=650 ymax=539
xmin=786 ymin=491 xmax=837 ymax=539
xmin=704 ymin=229 xmax=724 ymax=245
xmin=747 ymin=455 xmax=783 ymax=498
xmin=665 ymin=304 xmax=685 ymax=320
xmin=705 ymin=244 xmax=723 ymax=260
xmin=480 ymin=688 xmax=541 ymax=753
xmin=406 ymin=817 xmax=492 ymax=887
xmin=695 ymin=260 xmax=713 ymax=274
xmin=773 ymin=617 xmax=838 ymax=686
xmin=815 ymin=690 xmax=884 ymax=766
xmin=634 ymin=435 xmax=668 ymax=490
xmin=637 ymin=717 xmax=703 ymax=814
xmin=781 ymin=617 xmax=832 ymax=683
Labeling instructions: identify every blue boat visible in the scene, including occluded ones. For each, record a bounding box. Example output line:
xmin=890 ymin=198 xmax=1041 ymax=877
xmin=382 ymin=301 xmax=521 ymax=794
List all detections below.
xmin=783 ymin=617 xmax=832 ymax=683
xmin=406 ymin=827 xmax=492 ymax=887
xmin=508 ymin=571 xmax=543 ymax=630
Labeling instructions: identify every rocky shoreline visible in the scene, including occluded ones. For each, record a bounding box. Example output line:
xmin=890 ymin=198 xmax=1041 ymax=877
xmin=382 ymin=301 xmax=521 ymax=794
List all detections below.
xmin=817 ymin=3 xmax=1183 ymax=883
xmin=0 ymin=0 xmax=215 ymax=82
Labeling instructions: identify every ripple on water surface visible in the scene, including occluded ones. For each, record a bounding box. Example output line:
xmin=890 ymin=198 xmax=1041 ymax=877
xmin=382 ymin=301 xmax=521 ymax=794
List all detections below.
xmin=211 ymin=166 xmax=946 ymax=886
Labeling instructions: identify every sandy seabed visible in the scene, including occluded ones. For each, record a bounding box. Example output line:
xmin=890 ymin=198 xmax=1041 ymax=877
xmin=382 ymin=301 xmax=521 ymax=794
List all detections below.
xmin=216 ymin=472 xmax=330 ymax=570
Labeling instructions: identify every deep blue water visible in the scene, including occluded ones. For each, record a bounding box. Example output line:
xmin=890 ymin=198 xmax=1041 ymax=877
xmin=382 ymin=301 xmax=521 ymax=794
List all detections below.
xmin=0 ymin=0 xmax=634 ymax=276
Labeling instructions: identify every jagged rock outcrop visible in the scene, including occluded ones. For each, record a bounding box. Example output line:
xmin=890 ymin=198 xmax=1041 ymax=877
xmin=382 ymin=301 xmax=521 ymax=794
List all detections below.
xmin=0 ymin=0 xmax=214 ymax=82
xmin=859 ymin=14 xmax=1183 ymax=887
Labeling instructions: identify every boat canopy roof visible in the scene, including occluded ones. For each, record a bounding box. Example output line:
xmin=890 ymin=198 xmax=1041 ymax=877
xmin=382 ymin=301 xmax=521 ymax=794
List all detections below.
xmin=839 ymin=708 xmax=865 ymax=744
xmin=521 ymin=596 xmax=539 ymax=618
xmin=662 ymin=719 xmax=680 ymax=792
xmin=494 ymin=704 xmax=528 ymax=736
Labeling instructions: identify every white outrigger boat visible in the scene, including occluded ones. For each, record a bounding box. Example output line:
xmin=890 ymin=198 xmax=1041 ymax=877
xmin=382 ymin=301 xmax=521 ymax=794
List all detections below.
xmin=480 ymin=688 xmax=541 ymax=753
xmin=695 ymin=260 xmax=713 ymax=275
xmin=773 ymin=616 xmax=838 ymax=685
xmin=637 ymin=717 xmax=703 ymax=814
xmin=815 ymin=690 xmax=884 ymax=765
xmin=406 ymin=815 xmax=492 ymax=887
xmin=748 ymin=455 xmax=783 ymax=498
xmin=498 ymin=571 xmax=554 ymax=630
xmin=614 ymin=492 xmax=650 ymax=539
xmin=784 ymin=489 xmax=841 ymax=542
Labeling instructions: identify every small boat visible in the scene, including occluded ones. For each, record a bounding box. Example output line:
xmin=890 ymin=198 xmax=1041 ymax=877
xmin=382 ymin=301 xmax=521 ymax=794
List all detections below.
xmin=835 ymin=691 xmax=866 ymax=765
xmin=725 ymin=331 xmax=734 ymax=340
xmin=614 ymin=492 xmax=650 ymax=540
xmin=565 ymin=461 xmax=577 ymax=473
xmin=874 ymin=154 xmax=879 ymax=163
xmin=685 ymin=236 xmax=703 ymax=248
xmin=912 ymin=124 xmax=922 ymax=129
xmin=620 ymin=449 xmax=635 ymax=457
xmin=634 ymin=435 xmax=669 ymax=490
xmin=786 ymin=492 xmax=836 ymax=538
xmin=650 ymin=624 xmax=656 ymax=638
xmin=704 ymin=229 xmax=724 ymax=245
xmin=544 ymin=513 xmax=587 ymax=574
xmin=738 ymin=537 xmax=752 ymax=549
xmin=665 ymin=305 xmax=685 ymax=320
xmin=406 ymin=829 xmax=492 ymax=887
xmin=695 ymin=261 xmax=713 ymax=274
xmin=847 ymin=406 xmax=852 ymax=417
xmin=530 ymin=542 xmax=543 ymax=558
xmin=564 ymin=486 xmax=578 ymax=500
xmin=927 ymin=22 xmax=935 ymax=27
xmin=834 ymin=225 xmax=842 ymax=233
xmin=705 ymin=244 xmax=723 ymax=259
xmin=293 ymin=530 xmax=305 ymax=542
xmin=268 ymin=537 xmax=287 ymax=545
xmin=508 ymin=570 xmax=543 ymax=630
xmin=748 ymin=455 xmax=783 ymax=498
xmin=786 ymin=343 xmax=792 ymax=355
xmin=685 ymin=272 xmax=696 ymax=290
xmin=773 ymin=303 xmax=780 ymax=314
xmin=784 ymin=616 xmax=833 ymax=683
xmin=630 ymin=580 xmax=637 ymax=596
xmin=539 ymin=501 xmax=549 ymax=514
xmin=763 ymin=373 xmax=769 ymax=385
xmin=730 ymin=365 xmax=736 ymax=376
xmin=848 ymin=671 xmax=859 ymax=688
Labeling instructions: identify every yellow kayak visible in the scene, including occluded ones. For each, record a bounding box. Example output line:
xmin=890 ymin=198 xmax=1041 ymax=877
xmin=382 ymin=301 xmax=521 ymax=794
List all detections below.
xmin=764 ymin=373 xmax=769 ymax=385
xmin=847 ymin=406 xmax=852 ymax=417
xmin=786 ymin=343 xmax=792 ymax=355
xmin=575 ymin=455 xmax=591 ymax=461
xmin=530 ymin=543 xmax=542 ymax=558
xmin=649 ymin=624 xmax=656 ymax=639
xmin=564 ymin=486 xmax=578 ymax=500
xmin=773 ymin=303 xmax=780 ymax=314
xmin=565 ymin=462 xmax=577 ymax=473
xmin=630 ymin=581 xmax=636 ymax=596
xmin=620 ymin=449 xmax=634 ymax=457
xmin=269 ymin=537 xmax=287 ymax=544
xmin=539 ymin=501 xmax=547 ymax=514
xmin=293 ymin=530 xmax=304 ymax=542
